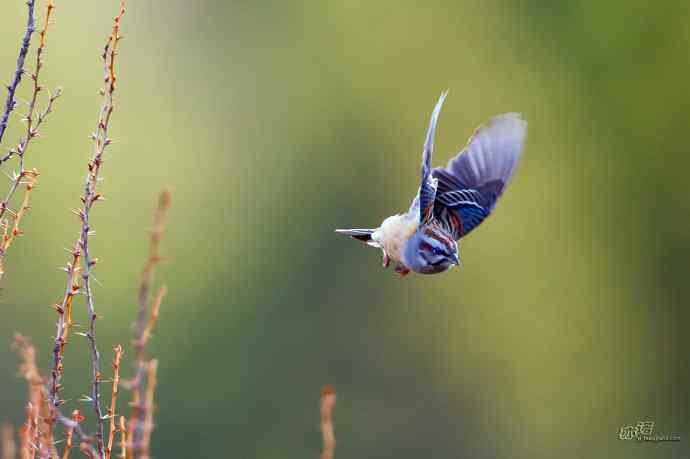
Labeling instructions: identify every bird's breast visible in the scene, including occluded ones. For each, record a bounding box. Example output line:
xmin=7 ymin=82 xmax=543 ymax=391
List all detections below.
xmin=372 ymin=214 xmax=418 ymax=263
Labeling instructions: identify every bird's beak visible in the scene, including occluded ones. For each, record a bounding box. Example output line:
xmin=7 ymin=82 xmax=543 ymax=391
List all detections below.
xmin=450 ymin=253 xmax=460 ymax=266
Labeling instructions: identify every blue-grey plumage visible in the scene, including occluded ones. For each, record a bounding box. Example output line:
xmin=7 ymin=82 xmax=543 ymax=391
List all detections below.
xmin=336 ymin=93 xmax=526 ymax=276
xmin=418 ymin=91 xmax=447 ymax=224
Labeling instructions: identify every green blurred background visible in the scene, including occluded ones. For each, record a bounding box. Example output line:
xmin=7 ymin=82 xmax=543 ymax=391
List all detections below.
xmin=1 ymin=1 xmax=689 ymax=458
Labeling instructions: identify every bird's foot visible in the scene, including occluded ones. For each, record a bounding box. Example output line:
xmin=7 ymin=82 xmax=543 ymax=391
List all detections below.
xmin=395 ymin=265 xmax=410 ymax=276
xmin=382 ymin=252 xmax=390 ymax=268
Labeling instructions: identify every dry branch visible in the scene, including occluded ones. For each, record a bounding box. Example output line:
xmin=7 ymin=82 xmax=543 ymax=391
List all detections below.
xmin=135 ymin=190 xmax=171 ymax=341
xmin=126 ymin=190 xmax=170 ymax=457
xmin=74 ymin=2 xmax=127 ymax=455
xmin=13 ymin=334 xmax=58 ymax=459
xmin=0 ymin=0 xmax=60 ymax=279
xmin=0 ymin=2 xmax=176 ymax=459
xmin=61 ymin=410 xmax=84 ymax=459
xmin=105 ymin=346 xmax=123 ymax=459
xmin=20 ymin=403 xmax=33 ymax=459
xmin=0 ymin=170 xmax=37 ymax=276
xmin=138 ymin=360 xmax=157 ymax=459
xmin=0 ymin=0 xmax=35 ymax=145
xmin=49 ymin=247 xmax=80 ymax=413
xmin=1 ymin=5 xmax=174 ymax=459
xmin=1 ymin=424 xmax=16 ymax=459
xmin=320 ymin=386 xmax=336 ymax=459
xmin=117 ymin=418 xmax=126 ymax=459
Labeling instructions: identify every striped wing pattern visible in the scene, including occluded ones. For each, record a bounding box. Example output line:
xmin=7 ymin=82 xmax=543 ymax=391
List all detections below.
xmin=431 ymin=113 xmax=526 ymax=239
xmin=434 ymin=188 xmax=491 ymax=238
xmin=417 ymin=91 xmax=447 ymax=224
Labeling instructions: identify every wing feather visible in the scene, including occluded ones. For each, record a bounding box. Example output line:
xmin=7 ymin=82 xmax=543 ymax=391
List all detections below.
xmin=417 ymin=91 xmax=447 ymax=223
xmin=432 ymin=113 xmax=526 ymax=239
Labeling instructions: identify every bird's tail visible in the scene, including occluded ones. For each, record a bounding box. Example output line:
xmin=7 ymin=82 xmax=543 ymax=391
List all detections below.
xmin=335 ymin=228 xmax=379 ymax=247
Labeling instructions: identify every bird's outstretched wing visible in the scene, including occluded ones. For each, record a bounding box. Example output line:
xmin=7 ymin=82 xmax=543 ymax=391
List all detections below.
xmin=417 ymin=91 xmax=447 ymax=224
xmin=432 ymin=113 xmax=526 ymax=239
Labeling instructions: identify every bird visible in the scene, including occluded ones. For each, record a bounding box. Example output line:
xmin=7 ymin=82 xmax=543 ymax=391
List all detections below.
xmin=336 ymin=92 xmax=526 ymax=276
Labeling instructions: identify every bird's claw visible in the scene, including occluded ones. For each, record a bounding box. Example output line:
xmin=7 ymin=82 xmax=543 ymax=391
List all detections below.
xmin=382 ymin=252 xmax=390 ymax=268
xmin=395 ymin=265 xmax=410 ymax=276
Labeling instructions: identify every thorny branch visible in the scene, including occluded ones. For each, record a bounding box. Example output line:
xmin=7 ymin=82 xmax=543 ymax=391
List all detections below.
xmin=1 ymin=4 xmax=174 ymax=458
xmin=76 ymin=2 xmax=127 ymax=456
xmin=0 ymin=170 xmax=37 ymax=274
xmin=14 ymin=334 xmax=51 ymax=458
xmin=0 ymin=0 xmax=35 ymax=145
xmin=49 ymin=247 xmax=80 ymax=411
xmin=17 ymin=333 xmax=96 ymax=458
xmin=0 ymin=0 xmax=60 ymax=279
xmin=126 ymin=190 xmax=170 ymax=457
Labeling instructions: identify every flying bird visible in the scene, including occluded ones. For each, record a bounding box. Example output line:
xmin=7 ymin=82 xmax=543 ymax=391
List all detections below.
xmin=336 ymin=92 xmax=526 ymax=275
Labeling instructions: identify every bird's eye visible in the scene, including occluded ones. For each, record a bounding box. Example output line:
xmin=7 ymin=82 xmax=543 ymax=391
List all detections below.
xmin=433 ymin=247 xmax=445 ymax=256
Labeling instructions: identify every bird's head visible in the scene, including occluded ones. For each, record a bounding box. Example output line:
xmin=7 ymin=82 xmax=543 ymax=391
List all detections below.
xmin=403 ymin=225 xmax=459 ymax=274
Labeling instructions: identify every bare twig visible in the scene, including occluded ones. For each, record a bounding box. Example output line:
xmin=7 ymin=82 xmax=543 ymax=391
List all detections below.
xmin=0 ymin=170 xmax=38 ymax=277
xmin=126 ymin=191 xmax=170 ymax=457
xmin=14 ymin=335 xmax=62 ymax=458
xmin=117 ymin=418 xmax=126 ymax=459
xmin=76 ymin=2 xmax=127 ymax=455
xmin=14 ymin=336 xmax=91 ymax=459
xmin=135 ymin=190 xmax=171 ymax=341
xmin=13 ymin=335 xmax=47 ymax=459
xmin=0 ymin=0 xmax=35 ymax=145
xmin=49 ymin=248 xmax=81 ymax=412
xmin=138 ymin=287 xmax=165 ymax=361
xmin=0 ymin=88 xmax=61 ymax=167
xmin=20 ymin=403 xmax=34 ymax=459
xmin=105 ymin=346 xmax=123 ymax=459
xmin=1 ymin=423 xmax=16 ymax=459
xmin=79 ymin=443 xmax=98 ymax=459
xmin=56 ymin=413 xmax=94 ymax=457
xmin=320 ymin=386 xmax=336 ymax=459
xmin=62 ymin=410 xmax=84 ymax=459
xmin=138 ymin=360 xmax=157 ymax=459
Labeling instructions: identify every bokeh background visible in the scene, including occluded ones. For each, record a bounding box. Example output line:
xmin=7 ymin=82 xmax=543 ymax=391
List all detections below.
xmin=0 ymin=1 xmax=689 ymax=458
